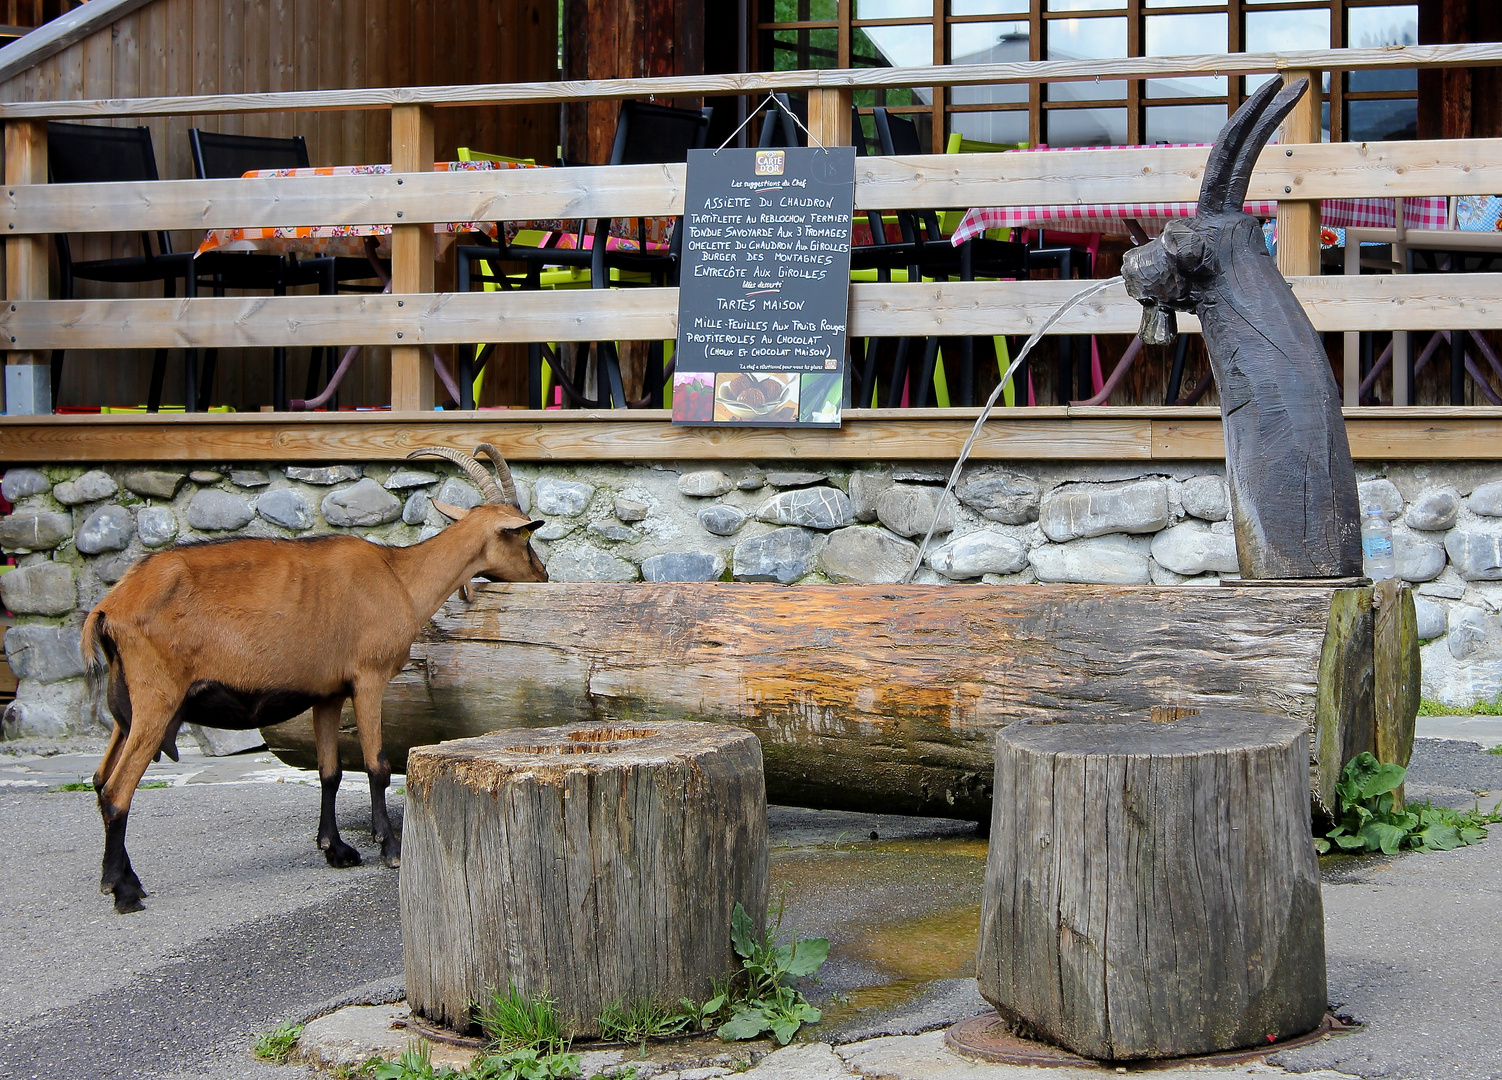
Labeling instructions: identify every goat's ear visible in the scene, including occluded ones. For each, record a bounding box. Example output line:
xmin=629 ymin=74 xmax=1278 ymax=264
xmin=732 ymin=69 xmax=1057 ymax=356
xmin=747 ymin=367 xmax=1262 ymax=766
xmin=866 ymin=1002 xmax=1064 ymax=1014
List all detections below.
xmin=507 ymin=519 xmax=546 ymax=534
xmin=432 ymin=500 xmax=469 ymax=521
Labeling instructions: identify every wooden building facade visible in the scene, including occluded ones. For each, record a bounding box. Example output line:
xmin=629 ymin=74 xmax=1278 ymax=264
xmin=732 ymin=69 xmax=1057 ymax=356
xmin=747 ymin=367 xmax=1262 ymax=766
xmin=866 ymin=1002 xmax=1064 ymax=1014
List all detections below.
xmin=0 ymin=0 xmax=558 ymax=409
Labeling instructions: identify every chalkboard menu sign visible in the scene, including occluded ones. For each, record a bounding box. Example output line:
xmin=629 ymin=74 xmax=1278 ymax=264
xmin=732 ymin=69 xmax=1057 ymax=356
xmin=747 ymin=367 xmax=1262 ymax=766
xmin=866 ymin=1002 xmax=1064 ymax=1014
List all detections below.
xmin=672 ymin=146 xmax=856 ymax=428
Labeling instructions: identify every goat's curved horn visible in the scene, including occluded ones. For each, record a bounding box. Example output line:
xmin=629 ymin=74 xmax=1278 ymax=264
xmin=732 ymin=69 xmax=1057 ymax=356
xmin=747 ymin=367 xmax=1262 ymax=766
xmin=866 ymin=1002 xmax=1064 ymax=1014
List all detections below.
xmin=1197 ymin=75 xmax=1285 ymax=216
xmin=1222 ymin=78 xmax=1309 ymax=216
xmin=472 ymin=443 xmax=519 ymax=506
xmin=405 ymin=446 xmax=506 ymax=504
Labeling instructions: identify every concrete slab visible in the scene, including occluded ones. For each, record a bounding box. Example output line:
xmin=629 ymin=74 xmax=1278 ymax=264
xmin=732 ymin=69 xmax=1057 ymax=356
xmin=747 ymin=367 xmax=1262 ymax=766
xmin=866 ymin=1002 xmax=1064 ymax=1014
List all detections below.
xmin=837 ymin=1031 xmax=1363 ymax=1079
xmin=1416 ymin=714 xmax=1502 ymax=748
xmin=5 ymin=734 xmax=1502 ymax=1079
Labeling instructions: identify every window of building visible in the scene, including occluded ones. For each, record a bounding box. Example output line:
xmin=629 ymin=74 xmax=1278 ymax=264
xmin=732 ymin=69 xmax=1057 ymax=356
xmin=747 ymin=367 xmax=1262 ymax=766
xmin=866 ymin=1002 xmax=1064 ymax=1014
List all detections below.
xmin=755 ymin=0 xmax=1418 ymax=150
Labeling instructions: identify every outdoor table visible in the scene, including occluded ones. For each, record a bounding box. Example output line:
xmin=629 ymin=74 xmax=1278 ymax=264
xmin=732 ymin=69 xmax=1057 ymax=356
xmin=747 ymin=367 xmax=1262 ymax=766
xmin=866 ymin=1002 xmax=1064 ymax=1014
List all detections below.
xmin=952 ymin=192 xmax=1449 ymax=244
xmin=950 ymin=145 xmax=1448 ymax=244
xmin=196 ymin=159 xmax=670 ymax=259
xmin=194 ymin=159 xmax=670 ymax=410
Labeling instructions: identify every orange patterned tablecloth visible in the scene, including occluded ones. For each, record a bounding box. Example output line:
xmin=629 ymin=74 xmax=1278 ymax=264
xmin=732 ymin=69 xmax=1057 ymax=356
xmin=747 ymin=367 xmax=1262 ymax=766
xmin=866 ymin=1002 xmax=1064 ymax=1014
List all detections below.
xmin=196 ymin=160 xmax=670 ymax=259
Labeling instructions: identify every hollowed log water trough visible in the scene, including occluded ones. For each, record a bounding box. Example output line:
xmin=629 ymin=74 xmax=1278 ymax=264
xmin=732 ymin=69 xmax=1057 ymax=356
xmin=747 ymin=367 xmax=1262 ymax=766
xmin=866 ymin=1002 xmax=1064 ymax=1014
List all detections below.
xmin=263 ymin=577 xmax=1418 ymax=824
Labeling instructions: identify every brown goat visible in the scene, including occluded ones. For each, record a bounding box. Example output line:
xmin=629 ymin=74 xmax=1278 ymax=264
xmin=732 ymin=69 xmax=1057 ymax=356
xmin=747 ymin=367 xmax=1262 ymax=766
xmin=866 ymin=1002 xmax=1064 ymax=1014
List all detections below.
xmin=80 ymin=446 xmax=545 ymax=913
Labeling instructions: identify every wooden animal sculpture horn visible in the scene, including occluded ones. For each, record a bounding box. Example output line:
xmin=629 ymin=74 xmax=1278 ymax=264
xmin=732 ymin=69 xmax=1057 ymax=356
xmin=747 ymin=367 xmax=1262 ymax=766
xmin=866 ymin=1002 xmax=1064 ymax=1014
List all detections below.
xmin=406 ymin=446 xmax=509 ymax=505
xmin=1121 ymin=76 xmax=1362 ymax=580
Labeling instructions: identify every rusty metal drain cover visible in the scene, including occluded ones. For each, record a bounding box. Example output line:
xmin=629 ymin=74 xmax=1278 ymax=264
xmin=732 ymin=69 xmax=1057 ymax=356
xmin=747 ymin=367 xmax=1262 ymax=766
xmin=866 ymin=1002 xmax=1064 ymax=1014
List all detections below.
xmin=946 ymin=1012 xmax=1349 ymax=1070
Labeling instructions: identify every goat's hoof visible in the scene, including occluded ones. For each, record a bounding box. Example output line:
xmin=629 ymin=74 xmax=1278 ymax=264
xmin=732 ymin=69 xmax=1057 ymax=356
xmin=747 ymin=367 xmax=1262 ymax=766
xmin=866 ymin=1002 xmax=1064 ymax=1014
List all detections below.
xmin=112 ymin=881 xmax=146 ymax=913
xmin=324 ymin=841 xmax=362 ymax=868
xmin=383 ymin=853 xmax=401 ymax=869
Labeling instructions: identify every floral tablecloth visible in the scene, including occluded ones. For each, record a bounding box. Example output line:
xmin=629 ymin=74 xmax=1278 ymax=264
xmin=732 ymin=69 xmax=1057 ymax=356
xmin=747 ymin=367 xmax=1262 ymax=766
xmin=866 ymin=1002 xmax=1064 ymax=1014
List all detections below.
xmin=196 ymin=160 xmax=669 ymax=259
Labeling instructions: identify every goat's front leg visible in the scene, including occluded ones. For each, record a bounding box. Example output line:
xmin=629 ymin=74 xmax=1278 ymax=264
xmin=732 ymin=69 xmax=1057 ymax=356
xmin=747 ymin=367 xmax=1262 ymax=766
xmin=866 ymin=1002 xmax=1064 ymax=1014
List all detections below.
xmin=312 ymin=698 xmax=361 ymax=868
xmin=352 ymin=684 xmax=400 ymax=868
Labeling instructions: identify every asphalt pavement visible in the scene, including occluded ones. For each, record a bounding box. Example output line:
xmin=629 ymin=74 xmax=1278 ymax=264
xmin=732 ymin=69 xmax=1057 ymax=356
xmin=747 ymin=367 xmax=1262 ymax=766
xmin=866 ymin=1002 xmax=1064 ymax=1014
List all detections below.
xmin=0 ymin=726 xmax=1500 ymax=1079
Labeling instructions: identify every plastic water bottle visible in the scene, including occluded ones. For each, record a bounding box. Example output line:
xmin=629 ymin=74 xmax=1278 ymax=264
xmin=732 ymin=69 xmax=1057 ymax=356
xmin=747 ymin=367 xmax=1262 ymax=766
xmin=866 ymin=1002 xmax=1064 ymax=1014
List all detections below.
xmin=1361 ymin=505 xmax=1395 ymax=581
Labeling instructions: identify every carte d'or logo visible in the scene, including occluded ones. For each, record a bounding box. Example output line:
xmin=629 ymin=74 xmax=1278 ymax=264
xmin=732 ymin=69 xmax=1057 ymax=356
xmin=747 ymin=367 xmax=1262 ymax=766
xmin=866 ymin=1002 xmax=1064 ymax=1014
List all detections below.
xmin=755 ymin=150 xmax=785 ymax=176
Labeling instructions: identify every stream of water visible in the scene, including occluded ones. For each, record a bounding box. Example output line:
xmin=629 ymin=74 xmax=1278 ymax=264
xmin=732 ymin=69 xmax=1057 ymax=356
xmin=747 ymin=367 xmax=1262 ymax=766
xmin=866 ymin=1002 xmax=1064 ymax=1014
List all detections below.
xmin=903 ymin=275 xmax=1129 ymax=582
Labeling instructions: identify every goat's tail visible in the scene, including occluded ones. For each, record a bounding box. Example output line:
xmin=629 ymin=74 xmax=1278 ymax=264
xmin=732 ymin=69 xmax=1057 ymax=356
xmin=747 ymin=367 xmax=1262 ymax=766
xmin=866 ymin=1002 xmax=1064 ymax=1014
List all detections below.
xmin=80 ymin=609 xmax=114 ymax=675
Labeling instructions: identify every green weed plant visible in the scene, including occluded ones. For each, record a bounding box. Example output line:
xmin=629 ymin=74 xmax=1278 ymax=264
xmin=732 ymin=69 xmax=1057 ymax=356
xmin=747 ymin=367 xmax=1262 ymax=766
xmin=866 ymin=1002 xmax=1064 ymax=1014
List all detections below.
xmin=252 ymin=1022 xmax=304 ymax=1064
xmin=1315 ymin=752 xmax=1502 ymax=855
xmin=716 ymin=901 xmax=829 ymax=1045
xmin=360 ymin=1040 xmax=586 ymax=1080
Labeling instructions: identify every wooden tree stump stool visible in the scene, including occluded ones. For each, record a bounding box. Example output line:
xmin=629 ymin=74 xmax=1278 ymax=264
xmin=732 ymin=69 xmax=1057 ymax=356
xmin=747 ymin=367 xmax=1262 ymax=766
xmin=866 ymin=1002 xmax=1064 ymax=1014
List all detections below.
xmin=401 ymin=721 xmax=768 ymax=1036
xmin=976 ymin=711 xmax=1326 ymax=1061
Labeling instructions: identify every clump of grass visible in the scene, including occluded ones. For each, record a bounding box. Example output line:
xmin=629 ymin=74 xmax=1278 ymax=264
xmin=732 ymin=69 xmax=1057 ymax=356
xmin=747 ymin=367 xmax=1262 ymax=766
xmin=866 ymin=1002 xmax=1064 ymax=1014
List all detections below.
xmin=50 ymin=781 xmax=93 ymax=792
xmin=138 ymin=780 xmax=170 ymax=789
xmin=1488 ymin=744 xmax=1502 ymax=756
xmin=475 ymin=983 xmax=570 ymax=1055
xmin=597 ymin=998 xmax=692 ymax=1045
xmin=252 ymin=1021 xmax=304 ymax=1064
xmin=1418 ymin=697 xmax=1502 ymax=717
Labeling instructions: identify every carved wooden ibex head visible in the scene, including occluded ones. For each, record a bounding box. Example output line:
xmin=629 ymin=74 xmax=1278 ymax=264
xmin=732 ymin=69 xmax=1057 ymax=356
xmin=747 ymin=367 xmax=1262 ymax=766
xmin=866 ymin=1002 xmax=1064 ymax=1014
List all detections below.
xmin=1122 ymin=76 xmax=1362 ymax=580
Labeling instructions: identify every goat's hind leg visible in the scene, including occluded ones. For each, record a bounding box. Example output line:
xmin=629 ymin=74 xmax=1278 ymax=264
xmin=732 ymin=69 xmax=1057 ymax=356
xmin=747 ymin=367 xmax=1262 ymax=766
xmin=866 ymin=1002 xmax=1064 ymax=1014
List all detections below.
xmin=313 ymin=699 xmax=361 ymax=868
xmin=97 ymin=703 xmax=175 ymax=913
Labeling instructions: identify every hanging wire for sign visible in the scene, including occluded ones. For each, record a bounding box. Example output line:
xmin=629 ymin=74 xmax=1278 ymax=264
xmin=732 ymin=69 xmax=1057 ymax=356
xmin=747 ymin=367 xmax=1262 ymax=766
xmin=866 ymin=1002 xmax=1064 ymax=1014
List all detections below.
xmin=713 ymin=92 xmax=828 ymax=154
xmin=902 ymin=275 xmax=1128 ymax=583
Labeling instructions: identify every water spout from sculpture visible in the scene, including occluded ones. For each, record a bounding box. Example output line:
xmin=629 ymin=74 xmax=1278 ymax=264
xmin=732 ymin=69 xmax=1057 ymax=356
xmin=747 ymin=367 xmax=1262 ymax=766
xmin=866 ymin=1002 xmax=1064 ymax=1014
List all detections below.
xmin=904 ymin=275 xmax=1125 ymax=583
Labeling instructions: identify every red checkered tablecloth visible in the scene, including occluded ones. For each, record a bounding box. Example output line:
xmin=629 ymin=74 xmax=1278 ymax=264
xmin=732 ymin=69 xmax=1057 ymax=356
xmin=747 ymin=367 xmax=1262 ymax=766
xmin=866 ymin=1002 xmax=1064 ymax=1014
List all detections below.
xmin=951 ymin=196 xmax=1449 ymax=244
xmin=948 ymin=145 xmax=1448 ymax=244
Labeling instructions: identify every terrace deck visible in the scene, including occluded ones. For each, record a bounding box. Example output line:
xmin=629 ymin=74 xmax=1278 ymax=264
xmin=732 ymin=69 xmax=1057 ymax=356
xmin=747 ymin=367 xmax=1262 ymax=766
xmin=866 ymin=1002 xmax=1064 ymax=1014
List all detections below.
xmin=1 ymin=407 xmax=1498 ymax=464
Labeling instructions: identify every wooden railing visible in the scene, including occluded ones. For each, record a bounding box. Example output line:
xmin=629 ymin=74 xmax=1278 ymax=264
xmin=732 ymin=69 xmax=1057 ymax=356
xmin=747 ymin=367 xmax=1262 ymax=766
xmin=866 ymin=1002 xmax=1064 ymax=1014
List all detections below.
xmin=4 ymin=43 xmax=1502 ymax=412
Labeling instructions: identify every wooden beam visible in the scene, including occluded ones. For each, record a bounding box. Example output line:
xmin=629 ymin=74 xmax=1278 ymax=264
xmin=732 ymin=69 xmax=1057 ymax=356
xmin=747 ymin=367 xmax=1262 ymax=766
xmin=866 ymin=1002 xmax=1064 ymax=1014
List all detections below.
xmin=0 ymin=408 xmax=1499 ymax=465
xmin=390 ymin=103 xmax=435 ymax=411
xmin=2 ymin=43 xmax=1501 ymax=121
xmin=260 ymin=582 xmax=1359 ymax=822
xmin=6 ymin=274 xmax=1502 ymax=351
xmin=3 ymin=118 xmax=48 ymax=413
xmin=1276 ymin=70 xmax=1323 ymax=281
xmin=8 ymin=137 xmax=1502 ymax=237
xmin=806 ymin=87 xmax=852 ymax=148
xmin=11 ymin=138 xmax=1502 ymax=234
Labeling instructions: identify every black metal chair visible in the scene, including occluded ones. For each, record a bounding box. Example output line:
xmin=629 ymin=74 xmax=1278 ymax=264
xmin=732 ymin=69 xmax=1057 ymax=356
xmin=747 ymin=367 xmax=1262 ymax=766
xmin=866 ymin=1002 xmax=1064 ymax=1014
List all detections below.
xmin=757 ymin=93 xmax=806 ymax=149
xmin=190 ymin=130 xmax=329 ymax=409
xmin=869 ymin=109 xmax=1031 ymax=407
xmin=47 ymin=122 xmax=200 ymax=411
xmin=455 ymin=101 xmax=712 ymax=409
xmin=189 ymin=129 xmax=374 ymax=410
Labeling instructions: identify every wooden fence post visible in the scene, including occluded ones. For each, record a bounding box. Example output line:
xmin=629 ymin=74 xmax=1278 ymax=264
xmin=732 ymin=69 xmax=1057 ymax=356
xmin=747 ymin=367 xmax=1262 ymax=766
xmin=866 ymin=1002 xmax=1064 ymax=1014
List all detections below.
xmin=806 ymin=88 xmax=853 ymax=148
xmin=4 ymin=119 xmax=50 ymax=414
xmin=390 ymin=104 xmax=435 ymax=412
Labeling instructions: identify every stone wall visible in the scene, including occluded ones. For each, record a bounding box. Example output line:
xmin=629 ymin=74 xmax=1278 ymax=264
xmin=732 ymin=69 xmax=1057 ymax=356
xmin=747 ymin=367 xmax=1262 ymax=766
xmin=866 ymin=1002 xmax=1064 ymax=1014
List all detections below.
xmin=4 ymin=457 xmax=1502 ymax=738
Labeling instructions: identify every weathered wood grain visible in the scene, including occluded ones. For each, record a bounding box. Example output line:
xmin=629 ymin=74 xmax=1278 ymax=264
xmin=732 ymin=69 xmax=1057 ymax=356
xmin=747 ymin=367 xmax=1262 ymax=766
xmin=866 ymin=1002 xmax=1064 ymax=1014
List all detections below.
xmin=2 ymin=409 xmax=1497 ymax=464
xmin=400 ymin=721 xmax=768 ymax=1036
xmin=1121 ymin=77 xmax=1360 ymax=580
xmin=8 ymin=273 xmax=1502 ymax=355
xmin=262 ymin=583 xmax=1378 ymax=822
xmin=1315 ymin=588 xmax=1375 ymax=819
xmin=1373 ymin=580 xmax=1420 ymax=808
xmin=9 ymin=140 xmax=1502 ymax=234
xmin=976 ymin=712 xmax=1327 ymax=1060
